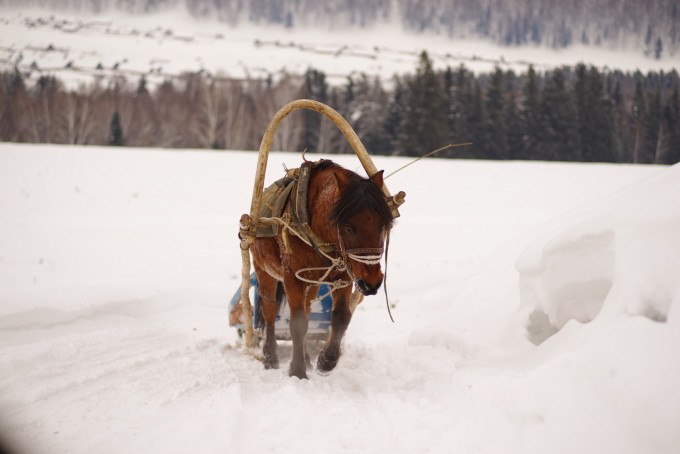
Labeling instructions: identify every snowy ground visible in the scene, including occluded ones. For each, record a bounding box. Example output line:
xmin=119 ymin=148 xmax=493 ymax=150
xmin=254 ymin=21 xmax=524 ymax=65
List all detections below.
xmin=2 ymin=9 xmax=679 ymax=88
xmin=0 ymin=143 xmax=679 ymax=454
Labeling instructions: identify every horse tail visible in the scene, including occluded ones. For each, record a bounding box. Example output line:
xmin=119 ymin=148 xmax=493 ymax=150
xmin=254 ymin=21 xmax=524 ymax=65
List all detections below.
xmin=254 ymin=290 xmax=264 ymax=333
xmin=276 ymin=281 xmax=285 ymax=308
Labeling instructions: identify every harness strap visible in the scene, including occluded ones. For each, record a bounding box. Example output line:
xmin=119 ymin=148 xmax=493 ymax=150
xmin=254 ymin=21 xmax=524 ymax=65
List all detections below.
xmin=289 ymin=160 xmax=336 ymax=254
xmin=345 ymin=248 xmax=384 ymax=265
xmin=255 ymin=160 xmax=393 ymax=321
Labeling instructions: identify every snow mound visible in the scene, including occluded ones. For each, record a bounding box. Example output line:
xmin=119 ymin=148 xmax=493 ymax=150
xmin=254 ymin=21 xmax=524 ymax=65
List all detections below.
xmin=517 ymin=163 xmax=680 ymax=344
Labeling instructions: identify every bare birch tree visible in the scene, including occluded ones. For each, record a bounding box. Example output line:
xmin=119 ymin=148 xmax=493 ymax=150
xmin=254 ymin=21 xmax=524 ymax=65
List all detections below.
xmin=254 ymin=73 xmax=305 ymax=151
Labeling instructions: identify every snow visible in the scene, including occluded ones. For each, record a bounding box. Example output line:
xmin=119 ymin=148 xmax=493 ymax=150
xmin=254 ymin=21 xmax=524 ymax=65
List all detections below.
xmin=517 ymin=164 xmax=680 ymax=338
xmin=1 ymin=142 xmax=679 ymax=454
xmin=2 ymin=8 xmax=679 ymax=89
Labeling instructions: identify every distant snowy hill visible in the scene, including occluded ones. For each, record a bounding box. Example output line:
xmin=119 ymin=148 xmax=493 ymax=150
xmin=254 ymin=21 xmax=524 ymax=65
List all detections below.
xmin=1 ymin=0 xmax=678 ymax=59
xmin=1 ymin=4 xmax=678 ymax=89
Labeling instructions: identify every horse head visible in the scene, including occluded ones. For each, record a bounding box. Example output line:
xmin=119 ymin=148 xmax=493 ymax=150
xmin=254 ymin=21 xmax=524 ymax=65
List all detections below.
xmin=331 ymin=169 xmax=394 ymax=296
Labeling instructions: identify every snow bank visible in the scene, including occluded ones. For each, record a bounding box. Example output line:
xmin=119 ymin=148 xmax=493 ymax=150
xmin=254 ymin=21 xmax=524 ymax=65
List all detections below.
xmin=500 ymin=163 xmax=680 ymax=453
xmin=404 ymin=161 xmax=680 ymax=454
xmin=517 ymin=163 xmax=680 ymax=344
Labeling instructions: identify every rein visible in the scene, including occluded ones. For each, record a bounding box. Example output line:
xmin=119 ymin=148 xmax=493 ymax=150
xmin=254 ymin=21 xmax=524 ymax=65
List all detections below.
xmin=338 ymin=226 xmax=395 ymax=323
xmin=335 ymin=230 xmax=395 ymax=324
xmin=256 ymin=159 xmax=394 ymax=320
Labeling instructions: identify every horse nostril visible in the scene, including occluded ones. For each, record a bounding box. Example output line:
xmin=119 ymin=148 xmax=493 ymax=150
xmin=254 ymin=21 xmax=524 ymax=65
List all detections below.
xmin=356 ymin=278 xmax=382 ymax=296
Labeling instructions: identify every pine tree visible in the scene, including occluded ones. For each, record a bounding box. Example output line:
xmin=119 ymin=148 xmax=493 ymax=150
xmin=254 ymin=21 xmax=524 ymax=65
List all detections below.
xmin=519 ymin=65 xmax=542 ymax=160
xmin=644 ymin=89 xmax=663 ymax=163
xmin=631 ymin=80 xmax=647 ymax=163
xmin=398 ymin=51 xmax=448 ymax=157
xmin=440 ymin=65 xmax=476 ymax=158
xmin=443 ymin=66 xmax=456 ymax=148
xmin=108 ymin=111 xmax=124 ymax=146
xmin=506 ymin=84 xmax=523 ymax=160
xmin=348 ymin=74 xmax=390 ymax=155
xmin=655 ymin=38 xmax=663 ymax=59
xmin=611 ymin=78 xmax=630 ymax=162
xmin=540 ymin=69 xmax=580 ymax=161
xmin=467 ymin=80 xmax=489 ymax=159
xmin=344 ymin=75 xmax=355 ymax=111
xmin=574 ymin=64 xmax=587 ymax=159
xmin=451 ymin=65 xmax=475 ymax=159
xmin=300 ymin=68 xmax=328 ymax=153
xmin=660 ymin=85 xmax=680 ymax=164
xmin=577 ymin=66 xmax=616 ymax=162
xmin=485 ymin=67 xmax=509 ymax=159
xmin=383 ymin=76 xmax=405 ymax=156
xmin=323 ymin=86 xmax=346 ymax=154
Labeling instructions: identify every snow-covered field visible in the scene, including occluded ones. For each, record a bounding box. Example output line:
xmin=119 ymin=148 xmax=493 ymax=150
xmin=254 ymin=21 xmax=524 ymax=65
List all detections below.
xmin=0 ymin=142 xmax=678 ymax=453
xmin=2 ymin=9 xmax=679 ymax=88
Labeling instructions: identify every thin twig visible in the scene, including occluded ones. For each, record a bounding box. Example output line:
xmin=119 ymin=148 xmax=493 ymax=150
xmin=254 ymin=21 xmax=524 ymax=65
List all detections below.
xmin=384 ymin=142 xmax=473 ymax=179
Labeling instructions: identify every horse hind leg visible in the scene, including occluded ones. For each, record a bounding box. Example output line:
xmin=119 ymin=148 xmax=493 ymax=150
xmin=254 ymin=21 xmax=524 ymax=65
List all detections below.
xmin=254 ymin=265 xmax=281 ymax=370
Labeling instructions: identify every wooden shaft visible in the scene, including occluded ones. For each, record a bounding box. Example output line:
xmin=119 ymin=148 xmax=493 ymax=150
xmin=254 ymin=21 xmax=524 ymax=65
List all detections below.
xmin=239 ymin=244 xmax=254 ymax=348
xmin=248 ymin=99 xmax=401 ymax=228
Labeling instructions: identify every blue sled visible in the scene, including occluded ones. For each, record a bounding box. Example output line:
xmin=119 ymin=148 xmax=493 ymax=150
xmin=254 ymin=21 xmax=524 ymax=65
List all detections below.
xmin=229 ymin=273 xmax=333 ymax=341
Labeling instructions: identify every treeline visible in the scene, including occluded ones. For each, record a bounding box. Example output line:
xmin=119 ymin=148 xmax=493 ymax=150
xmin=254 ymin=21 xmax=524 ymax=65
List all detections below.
xmin=1 ymin=52 xmax=679 ymax=164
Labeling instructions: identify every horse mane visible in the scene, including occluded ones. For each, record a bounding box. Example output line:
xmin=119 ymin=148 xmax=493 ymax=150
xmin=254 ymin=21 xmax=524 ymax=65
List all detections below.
xmin=324 ymin=163 xmax=394 ymax=229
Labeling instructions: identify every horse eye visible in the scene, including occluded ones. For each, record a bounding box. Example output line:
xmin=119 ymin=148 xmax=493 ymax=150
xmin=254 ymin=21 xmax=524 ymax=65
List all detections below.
xmin=344 ymin=224 xmax=355 ymax=235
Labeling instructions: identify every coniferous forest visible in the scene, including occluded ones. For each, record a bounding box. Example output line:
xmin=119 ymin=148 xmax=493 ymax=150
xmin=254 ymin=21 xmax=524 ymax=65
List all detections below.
xmin=1 ymin=51 xmax=679 ymax=164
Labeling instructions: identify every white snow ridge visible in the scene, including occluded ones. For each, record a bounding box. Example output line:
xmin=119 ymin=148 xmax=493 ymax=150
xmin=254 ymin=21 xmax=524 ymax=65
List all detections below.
xmin=518 ymin=164 xmax=680 ymax=343
xmin=0 ymin=144 xmax=679 ymax=454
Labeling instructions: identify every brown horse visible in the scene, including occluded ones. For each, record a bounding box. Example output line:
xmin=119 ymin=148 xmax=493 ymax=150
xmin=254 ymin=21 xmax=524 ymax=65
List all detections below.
xmin=251 ymin=159 xmax=393 ymax=379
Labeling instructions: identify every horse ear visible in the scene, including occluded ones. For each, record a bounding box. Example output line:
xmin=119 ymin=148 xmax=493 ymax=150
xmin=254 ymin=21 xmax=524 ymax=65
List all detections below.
xmin=369 ymin=170 xmax=384 ymax=189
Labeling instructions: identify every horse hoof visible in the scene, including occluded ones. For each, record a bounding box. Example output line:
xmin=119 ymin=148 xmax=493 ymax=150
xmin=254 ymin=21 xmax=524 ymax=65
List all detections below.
xmin=264 ymin=359 xmax=279 ymax=370
xmin=316 ymin=347 xmax=340 ymax=375
xmin=263 ymin=352 xmax=279 ymax=370
xmin=288 ymin=365 xmax=308 ymax=380
xmin=315 ymin=367 xmax=332 ymax=377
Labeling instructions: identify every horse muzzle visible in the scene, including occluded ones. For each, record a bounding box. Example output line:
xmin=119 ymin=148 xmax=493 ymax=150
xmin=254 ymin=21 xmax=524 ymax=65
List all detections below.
xmin=355 ymin=277 xmax=382 ymax=296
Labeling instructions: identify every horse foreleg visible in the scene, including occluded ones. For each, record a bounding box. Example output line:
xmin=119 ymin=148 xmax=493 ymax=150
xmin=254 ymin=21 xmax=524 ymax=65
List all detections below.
xmin=254 ymin=265 xmax=280 ymax=370
xmin=285 ymin=278 xmax=315 ymax=379
xmin=317 ymin=287 xmax=353 ymax=375
xmin=288 ymin=306 xmax=309 ymax=379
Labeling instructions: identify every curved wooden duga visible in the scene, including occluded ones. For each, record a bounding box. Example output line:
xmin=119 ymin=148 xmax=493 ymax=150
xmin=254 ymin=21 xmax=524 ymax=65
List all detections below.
xmin=238 ymin=99 xmax=406 ymax=348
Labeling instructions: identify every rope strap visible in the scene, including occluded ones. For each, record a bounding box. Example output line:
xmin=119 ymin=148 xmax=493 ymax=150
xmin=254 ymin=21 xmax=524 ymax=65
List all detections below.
xmin=259 ymin=215 xmax=351 ymax=303
xmin=345 ymin=248 xmax=384 ymax=265
xmin=255 ymin=215 xmax=390 ymax=313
